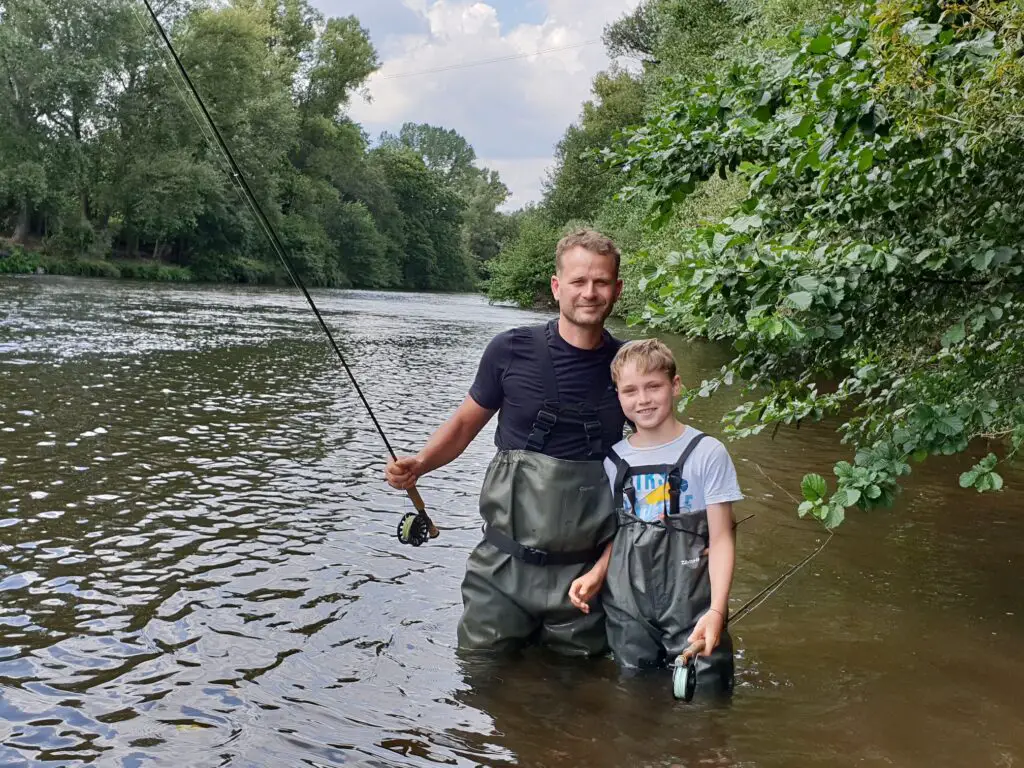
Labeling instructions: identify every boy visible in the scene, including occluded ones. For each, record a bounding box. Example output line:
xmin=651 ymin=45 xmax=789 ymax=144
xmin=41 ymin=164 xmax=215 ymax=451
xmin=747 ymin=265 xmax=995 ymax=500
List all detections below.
xmin=568 ymin=338 xmax=742 ymax=692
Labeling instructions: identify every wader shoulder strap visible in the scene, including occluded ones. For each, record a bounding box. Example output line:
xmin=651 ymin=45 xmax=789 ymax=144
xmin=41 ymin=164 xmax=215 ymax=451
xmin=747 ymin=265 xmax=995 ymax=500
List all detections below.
xmin=525 ymin=322 xmax=560 ymax=452
xmin=483 ymin=525 xmax=603 ymax=567
xmin=607 ymin=446 xmax=637 ymax=512
xmin=668 ymin=432 xmax=707 ymax=516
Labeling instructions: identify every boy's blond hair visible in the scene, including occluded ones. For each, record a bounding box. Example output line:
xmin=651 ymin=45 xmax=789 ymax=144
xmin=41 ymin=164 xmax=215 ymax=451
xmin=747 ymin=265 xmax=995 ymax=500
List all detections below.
xmin=611 ymin=338 xmax=677 ymax=385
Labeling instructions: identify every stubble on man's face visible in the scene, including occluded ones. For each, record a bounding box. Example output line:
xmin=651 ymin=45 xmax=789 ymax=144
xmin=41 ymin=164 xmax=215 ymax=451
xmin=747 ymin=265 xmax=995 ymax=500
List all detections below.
xmin=553 ymin=247 xmax=621 ymax=328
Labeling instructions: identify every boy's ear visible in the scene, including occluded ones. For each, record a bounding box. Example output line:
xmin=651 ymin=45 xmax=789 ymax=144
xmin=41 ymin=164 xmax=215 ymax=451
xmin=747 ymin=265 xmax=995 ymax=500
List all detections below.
xmin=672 ymin=375 xmax=683 ymax=397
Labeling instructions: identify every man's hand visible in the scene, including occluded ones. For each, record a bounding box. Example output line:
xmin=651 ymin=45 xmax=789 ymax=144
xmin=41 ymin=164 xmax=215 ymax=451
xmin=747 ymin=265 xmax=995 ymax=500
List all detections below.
xmin=568 ymin=568 xmax=605 ymax=614
xmin=385 ymin=456 xmax=423 ymax=490
xmin=687 ymin=608 xmax=726 ymax=656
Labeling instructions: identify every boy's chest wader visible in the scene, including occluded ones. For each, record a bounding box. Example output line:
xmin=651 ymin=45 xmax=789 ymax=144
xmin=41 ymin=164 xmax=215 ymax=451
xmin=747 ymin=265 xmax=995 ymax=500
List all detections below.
xmin=602 ymin=432 xmax=734 ymax=693
xmin=457 ymin=323 xmax=617 ymax=657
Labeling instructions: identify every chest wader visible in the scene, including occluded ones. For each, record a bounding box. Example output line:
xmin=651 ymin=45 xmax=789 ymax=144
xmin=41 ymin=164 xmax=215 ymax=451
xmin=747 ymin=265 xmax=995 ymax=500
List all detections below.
xmin=457 ymin=324 xmax=616 ymax=656
xmin=602 ymin=432 xmax=734 ymax=694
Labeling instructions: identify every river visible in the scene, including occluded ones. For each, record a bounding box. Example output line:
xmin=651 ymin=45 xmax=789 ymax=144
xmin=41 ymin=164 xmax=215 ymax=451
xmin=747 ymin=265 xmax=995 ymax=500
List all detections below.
xmin=0 ymin=276 xmax=1021 ymax=767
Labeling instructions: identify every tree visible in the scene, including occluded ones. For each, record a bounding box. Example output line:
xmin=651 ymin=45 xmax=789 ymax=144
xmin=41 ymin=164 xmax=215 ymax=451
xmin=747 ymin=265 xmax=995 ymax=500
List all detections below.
xmin=0 ymin=0 xmax=51 ymax=242
xmin=542 ymin=68 xmax=645 ymax=224
xmin=0 ymin=0 xmax=493 ymax=292
xmin=381 ymin=122 xmax=512 ymax=269
xmin=383 ymin=122 xmax=479 ymax=188
xmin=602 ymin=1 xmax=661 ymax=63
xmin=372 ymin=146 xmax=470 ymax=290
xmin=606 ymin=0 xmax=1024 ymax=527
xmin=485 ymin=206 xmax=562 ymax=307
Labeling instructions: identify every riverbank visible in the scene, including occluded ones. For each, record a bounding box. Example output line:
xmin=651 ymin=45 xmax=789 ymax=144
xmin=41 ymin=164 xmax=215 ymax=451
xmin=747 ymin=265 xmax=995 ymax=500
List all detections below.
xmin=0 ymin=243 xmax=288 ymax=285
xmin=0 ymin=243 xmax=493 ymax=293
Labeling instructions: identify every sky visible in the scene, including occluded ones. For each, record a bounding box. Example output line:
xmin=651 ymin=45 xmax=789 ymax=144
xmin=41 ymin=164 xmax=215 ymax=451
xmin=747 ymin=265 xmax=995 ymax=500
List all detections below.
xmin=309 ymin=0 xmax=641 ymax=210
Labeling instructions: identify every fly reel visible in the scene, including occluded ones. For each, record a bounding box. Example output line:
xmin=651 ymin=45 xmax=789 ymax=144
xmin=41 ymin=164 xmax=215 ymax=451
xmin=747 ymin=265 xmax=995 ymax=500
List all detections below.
xmin=672 ymin=651 xmax=698 ymax=701
xmin=397 ymin=512 xmax=431 ymax=547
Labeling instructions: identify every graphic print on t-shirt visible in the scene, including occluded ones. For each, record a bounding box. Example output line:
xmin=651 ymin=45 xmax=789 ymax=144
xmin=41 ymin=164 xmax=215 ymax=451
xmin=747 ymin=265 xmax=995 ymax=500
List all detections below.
xmin=625 ymin=471 xmax=695 ymax=522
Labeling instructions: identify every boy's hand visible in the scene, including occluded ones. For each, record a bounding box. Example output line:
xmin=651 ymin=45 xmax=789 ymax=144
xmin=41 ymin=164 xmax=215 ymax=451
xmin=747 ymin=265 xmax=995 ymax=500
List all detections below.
xmin=687 ymin=608 xmax=726 ymax=655
xmin=568 ymin=569 xmax=605 ymax=614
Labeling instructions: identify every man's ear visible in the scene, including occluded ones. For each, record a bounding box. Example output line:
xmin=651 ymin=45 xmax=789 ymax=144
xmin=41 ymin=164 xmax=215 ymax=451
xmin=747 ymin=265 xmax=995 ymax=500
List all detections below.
xmin=672 ymin=375 xmax=683 ymax=398
xmin=551 ymin=273 xmax=560 ymax=302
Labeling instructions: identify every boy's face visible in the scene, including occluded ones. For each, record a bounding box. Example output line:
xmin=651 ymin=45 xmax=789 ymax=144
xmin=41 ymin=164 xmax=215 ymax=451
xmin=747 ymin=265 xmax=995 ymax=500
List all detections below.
xmin=615 ymin=363 xmax=682 ymax=432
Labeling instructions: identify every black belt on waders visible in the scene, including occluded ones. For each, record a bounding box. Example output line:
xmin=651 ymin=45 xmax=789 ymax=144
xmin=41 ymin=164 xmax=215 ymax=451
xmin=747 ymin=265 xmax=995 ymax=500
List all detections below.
xmin=482 ymin=321 xmax=611 ymax=567
xmin=482 ymin=525 xmax=604 ymax=566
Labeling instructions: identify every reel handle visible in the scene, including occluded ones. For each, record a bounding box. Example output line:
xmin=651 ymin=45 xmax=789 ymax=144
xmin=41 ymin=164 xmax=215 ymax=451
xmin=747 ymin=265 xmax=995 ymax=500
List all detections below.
xmin=679 ymin=638 xmax=706 ymax=664
xmin=405 ymin=486 xmax=439 ymax=539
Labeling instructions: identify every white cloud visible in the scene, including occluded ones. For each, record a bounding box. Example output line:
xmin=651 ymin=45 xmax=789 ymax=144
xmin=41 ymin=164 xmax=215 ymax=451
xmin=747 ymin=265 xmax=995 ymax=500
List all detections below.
xmin=343 ymin=0 xmax=640 ymax=208
xmin=478 ymin=156 xmax=554 ymax=211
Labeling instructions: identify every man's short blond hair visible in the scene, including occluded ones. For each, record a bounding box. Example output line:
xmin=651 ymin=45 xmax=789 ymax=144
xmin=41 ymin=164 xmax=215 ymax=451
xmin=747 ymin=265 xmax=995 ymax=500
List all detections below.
xmin=611 ymin=338 xmax=677 ymax=385
xmin=555 ymin=228 xmax=621 ymax=274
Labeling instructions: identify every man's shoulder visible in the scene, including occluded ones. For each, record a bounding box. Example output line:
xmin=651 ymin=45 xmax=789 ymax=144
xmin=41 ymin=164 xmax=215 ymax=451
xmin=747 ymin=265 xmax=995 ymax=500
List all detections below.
xmin=605 ymin=329 xmax=626 ymax=351
xmin=483 ymin=325 xmax=536 ymax=355
xmin=490 ymin=322 xmax=547 ymax=345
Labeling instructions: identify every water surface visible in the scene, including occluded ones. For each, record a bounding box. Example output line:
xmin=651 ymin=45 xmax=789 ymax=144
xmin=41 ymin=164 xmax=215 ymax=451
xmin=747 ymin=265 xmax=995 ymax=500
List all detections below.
xmin=0 ymin=276 xmax=1021 ymax=767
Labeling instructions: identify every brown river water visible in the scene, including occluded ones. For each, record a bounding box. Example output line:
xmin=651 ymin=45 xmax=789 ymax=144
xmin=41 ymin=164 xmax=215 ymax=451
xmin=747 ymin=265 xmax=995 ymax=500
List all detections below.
xmin=0 ymin=276 xmax=1022 ymax=768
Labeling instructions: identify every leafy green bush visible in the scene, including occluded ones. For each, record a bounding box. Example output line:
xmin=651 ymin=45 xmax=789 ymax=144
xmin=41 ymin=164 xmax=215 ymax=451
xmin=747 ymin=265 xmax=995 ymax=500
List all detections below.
xmin=608 ymin=0 xmax=1024 ymax=527
xmin=188 ymin=253 xmax=278 ymax=284
xmin=114 ymin=260 xmax=193 ymax=282
xmin=0 ymin=245 xmax=39 ymax=274
xmin=484 ymin=208 xmax=563 ymax=307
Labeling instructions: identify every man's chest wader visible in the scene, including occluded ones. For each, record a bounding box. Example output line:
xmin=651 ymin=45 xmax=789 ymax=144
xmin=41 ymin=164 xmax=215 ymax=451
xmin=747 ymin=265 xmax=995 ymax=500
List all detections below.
xmin=602 ymin=432 xmax=734 ymax=693
xmin=457 ymin=323 xmax=617 ymax=656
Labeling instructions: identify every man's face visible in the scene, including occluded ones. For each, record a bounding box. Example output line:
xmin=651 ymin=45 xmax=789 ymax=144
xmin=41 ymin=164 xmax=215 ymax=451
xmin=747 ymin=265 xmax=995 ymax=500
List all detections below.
xmin=551 ymin=246 xmax=623 ymax=329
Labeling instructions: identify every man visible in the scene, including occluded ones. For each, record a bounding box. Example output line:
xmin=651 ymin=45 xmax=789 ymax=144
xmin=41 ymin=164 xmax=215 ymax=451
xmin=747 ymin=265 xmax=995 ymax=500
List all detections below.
xmin=385 ymin=229 xmax=627 ymax=655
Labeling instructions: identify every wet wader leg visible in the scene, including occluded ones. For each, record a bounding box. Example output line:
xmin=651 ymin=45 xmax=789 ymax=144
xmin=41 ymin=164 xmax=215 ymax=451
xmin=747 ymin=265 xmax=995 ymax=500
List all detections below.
xmin=462 ymin=452 xmax=615 ymax=656
xmin=538 ymin=563 xmax=609 ymax=657
xmin=603 ymin=523 xmax=665 ymax=668
xmin=457 ymin=541 xmax=539 ymax=653
xmin=605 ymin=598 xmax=665 ymax=669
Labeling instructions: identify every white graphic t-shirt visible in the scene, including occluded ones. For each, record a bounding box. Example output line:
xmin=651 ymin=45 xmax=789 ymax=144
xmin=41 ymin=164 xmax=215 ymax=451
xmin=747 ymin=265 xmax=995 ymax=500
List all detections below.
xmin=603 ymin=427 xmax=743 ymax=521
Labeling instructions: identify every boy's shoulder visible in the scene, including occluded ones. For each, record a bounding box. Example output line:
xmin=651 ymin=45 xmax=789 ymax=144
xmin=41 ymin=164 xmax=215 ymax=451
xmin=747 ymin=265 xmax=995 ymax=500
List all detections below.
xmin=608 ymin=427 xmax=727 ymax=460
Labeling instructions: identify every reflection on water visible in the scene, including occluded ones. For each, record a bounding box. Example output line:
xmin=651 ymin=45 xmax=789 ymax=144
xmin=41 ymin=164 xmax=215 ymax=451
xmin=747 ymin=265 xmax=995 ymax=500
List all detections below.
xmin=0 ymin=276 xmax=1021 ymax=767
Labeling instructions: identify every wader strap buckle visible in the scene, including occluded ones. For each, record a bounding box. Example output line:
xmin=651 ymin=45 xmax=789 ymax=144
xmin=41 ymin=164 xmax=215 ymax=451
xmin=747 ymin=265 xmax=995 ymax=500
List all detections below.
xmin=668 ymin=470 xmax=682 ymax=517
xmin=525 ymin=406 xmax=559 ymax=451
xmin=483 ymin=525 xmax=600 ymax=567
xmin=583 ymin=418 xmax=603 ymax=458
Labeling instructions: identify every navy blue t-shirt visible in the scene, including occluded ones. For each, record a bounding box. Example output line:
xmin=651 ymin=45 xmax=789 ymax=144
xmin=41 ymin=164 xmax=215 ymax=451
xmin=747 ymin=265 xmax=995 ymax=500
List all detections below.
xmin=469 ymin=319 xmax=626 ymax=461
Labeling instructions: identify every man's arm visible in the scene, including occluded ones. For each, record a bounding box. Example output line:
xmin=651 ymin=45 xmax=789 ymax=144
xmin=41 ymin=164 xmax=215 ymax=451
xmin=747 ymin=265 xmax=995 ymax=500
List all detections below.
xmin=385 ymin=395 xmax=496 ymax=489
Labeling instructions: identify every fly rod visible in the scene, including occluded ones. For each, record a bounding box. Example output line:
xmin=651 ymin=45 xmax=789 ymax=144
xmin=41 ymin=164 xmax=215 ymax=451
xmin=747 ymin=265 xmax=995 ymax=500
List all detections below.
xmin=137 ymin=0 xmax=437 ymax=546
